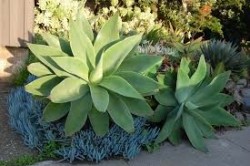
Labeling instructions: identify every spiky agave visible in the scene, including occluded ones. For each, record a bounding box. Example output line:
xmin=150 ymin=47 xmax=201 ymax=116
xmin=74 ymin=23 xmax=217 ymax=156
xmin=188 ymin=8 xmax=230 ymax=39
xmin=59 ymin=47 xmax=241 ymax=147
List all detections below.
xmin=25 ymin=13 xmax=163 ymax=136
xmin=201 ymin=40 xmax=248 ymax=75
xmin=150 ymin=55 xmax=240 ymax=152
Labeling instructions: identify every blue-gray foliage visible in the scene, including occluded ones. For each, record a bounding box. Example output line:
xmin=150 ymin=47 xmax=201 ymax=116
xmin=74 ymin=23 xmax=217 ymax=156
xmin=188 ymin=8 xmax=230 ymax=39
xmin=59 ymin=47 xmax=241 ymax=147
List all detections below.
xmin=8 ymin=76 xmax=159 ymax=163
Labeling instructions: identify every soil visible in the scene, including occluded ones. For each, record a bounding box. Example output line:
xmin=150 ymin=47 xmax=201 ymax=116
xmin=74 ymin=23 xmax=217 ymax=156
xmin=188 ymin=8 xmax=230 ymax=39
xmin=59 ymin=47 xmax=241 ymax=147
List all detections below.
xmin=0 ymin=83 xmax=36 ymax=161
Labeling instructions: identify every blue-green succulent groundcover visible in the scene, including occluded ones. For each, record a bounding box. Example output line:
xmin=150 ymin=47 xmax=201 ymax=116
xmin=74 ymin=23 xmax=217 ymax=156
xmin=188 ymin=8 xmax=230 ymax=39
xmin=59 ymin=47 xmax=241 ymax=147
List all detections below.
xmin=8 ymin=76 xmax=159 ymax=163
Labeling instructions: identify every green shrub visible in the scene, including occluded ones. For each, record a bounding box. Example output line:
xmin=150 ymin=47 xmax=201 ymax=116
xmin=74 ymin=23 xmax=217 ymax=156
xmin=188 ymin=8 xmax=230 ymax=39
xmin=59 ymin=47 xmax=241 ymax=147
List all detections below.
xmin=25 ymin=13 xmax=163 ymax=136
xmin=150 ymin=56 xmax=240 ymax=151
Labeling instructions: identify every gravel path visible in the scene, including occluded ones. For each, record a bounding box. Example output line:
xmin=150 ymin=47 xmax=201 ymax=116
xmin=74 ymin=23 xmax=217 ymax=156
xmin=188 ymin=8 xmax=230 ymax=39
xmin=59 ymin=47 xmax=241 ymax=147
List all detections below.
xmin=0 ymin=83 xmax=35 ymax=161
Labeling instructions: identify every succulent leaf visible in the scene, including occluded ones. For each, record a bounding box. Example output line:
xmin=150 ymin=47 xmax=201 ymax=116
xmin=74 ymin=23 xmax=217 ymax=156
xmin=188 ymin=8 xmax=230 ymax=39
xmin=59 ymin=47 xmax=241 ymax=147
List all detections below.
xmin=65 ymin=93 xmax=92 ymax=136
xmin=100 ymin=75 xmax=144 ymax=100
xmin=50 ymin=77 xmax=89 ymax=103
xmin=25 ymin=75 xmax=62 ymax=96
xmin=94 ymin=13 xmax=120 ymax=54
xmin=88 ymin=108 xmax=109 ymax=136
xmin=119 ymin=55 xmax=163 ymax=73
xmin=89 ymin=85 xmax=109 ymax=113
xmin=117 ymin=71 xmax=159 ymax=94
xmin=69 ymin=19 xmax=95 ymax=67
xmin=43 ymin=102 xmax=70 ymax=122
xmin=108 ymin=94 xmax=135 ymax=133
xmin=51 ymin=57 xmax=89 ymax=81
xmin=102 ymin=34 xmax=142 ymax=75
xmin=27 ymin=62 xmax=52 ymax=77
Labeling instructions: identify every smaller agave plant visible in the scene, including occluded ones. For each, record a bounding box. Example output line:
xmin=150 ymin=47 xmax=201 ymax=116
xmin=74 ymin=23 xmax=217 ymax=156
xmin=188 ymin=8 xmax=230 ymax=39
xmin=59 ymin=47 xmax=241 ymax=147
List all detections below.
xmin=25 ymin=13 xmax=163 ymax=136
xmin=150 ymin=55 xmax=240 ymax=152
xmin=201 ymin=40 xmax=249 ymax=75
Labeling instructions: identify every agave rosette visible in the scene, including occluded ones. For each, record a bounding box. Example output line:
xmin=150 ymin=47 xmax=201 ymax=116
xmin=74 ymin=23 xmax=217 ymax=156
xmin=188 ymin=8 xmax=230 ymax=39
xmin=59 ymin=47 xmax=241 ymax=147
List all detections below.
xmin=150 ymin=56 xmax=240 ymax=151
xmin=25 ymin=13 xmax=163 ymax=136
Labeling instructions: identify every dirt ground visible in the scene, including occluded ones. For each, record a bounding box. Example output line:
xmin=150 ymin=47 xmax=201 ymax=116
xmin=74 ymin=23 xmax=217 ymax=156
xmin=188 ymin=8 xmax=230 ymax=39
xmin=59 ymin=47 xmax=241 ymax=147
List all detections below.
xmin=0 ymin=83 xmax=35 ymax=161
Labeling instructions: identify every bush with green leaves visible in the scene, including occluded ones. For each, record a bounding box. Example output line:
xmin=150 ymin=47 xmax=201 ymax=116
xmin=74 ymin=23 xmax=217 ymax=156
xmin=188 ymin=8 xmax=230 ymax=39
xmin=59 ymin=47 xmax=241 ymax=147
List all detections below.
xmin=25 ymin=13 xmax=163 ymax=136
xmin=150 ymin=56 xmax=240 ymax=151
xmin=201 ymin=40 xmax=249 ymax=76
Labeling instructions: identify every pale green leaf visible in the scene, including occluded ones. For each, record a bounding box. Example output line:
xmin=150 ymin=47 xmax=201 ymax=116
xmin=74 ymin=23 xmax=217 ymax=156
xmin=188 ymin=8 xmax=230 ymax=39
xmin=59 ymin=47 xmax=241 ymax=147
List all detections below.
xmin=148 ymin=105 xmax=172 ymax=122
xmin=100 ymin=75 xmax=143 ymax=100
xmin=118 ymin=55 xmax=163 ymax=73
xmin=50 ymin=77 xmax=89 ymax=103
xmin=27 ymin=44 xmax=71 ymax=77
xmin=155 ymin=114 xmax=177 ymax=143
xmin=69 ymin=20 xmax=95 ymax=67
xmin=190 ymin=71 xmax=231 ymax=103
xmin=122 ymin=97 xmax=154 ymax=117
xmin=197 ymin=107 xmax=240 ymax=127
xmin=89 ymin=56 xmax=103 ymax=83
xmin=182 ymin=112 xmax=208 ymax=152
xmin=175 ymin=68 xmax=191 ymax=103
xmin=117 ymin=71 xmax=159 ymax=94
xmin=25 ymin=75 xmax=62 ymax=96
xmin=154 ymin=88 xmax=177 ymax=106
xmin=89 ymin=85 xmax=109 ymax=113
xmin=51 ymin=57 xmax=89 ymax=81
xmin=190 ymin=55 xmax=207 ymax=85
xmin=94 ymin=13 xmax=120 ymax=54
xmin=108 ymin=93 xmax=134 ymax=133
xmin=65 ymin=93 xmax=92 ymax=136
xmin=102 ymin=34 xmax=142 ymax=75
xmin=27 ymin=62 xmax=52 ymax=77
xmin=76 ymin=13 xmax=94 ymax=41
xmin=41 ymin=33 xmax=73 ymax=56
xmin=89 ymin=108 xmax=109 ymax=136
xmin=43 ymin=102 xmax=70 ymax=122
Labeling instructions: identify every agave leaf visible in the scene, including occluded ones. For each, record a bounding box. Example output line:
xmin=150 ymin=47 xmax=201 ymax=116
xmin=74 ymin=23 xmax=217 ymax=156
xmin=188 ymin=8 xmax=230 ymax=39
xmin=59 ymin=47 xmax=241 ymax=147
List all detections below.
xmin=100 ymin=75 xmax=143 ymax=100
xmin=28 ymin=44 xmax=71 ymax=77
xmin=43 ymin=102 xmax=70 ymax=122
xmin=76 ymin=12 xmax=94 ymax=41
xmin=189 ymin=71 xmax=231 ymax=104
xmin=27 ymin=62 xmax=52 ymax=77
xmin=94 ymin=13 xmax=120 ymax=54
xmin=118 ymin=55 xmax=163 ymax=74
xmin=175 ymin=68 xmax=192 ymax=103
xmin=102 ymin=34 xmax=142 ymax=75
xmin=175 ymin=103 xmax=184 ymax=121
xmin=154 ymin=87 xmax=177 ymax=107
xmin=190 ymin=55 xmax=207 ymax=85
xmin=155 ymin=113 xmax=177 ymax=143
xmin=89 ymin=85 xmax=109 ymax=113
xmin=28 ymin=43 xmax=69 ymax=57
xmin=186 ymin=109 xmax=215 ymax=138
xmin=117 ymin=71 xmax=159 ymax=94
xmin=64 ymin=93 xmax=92 ymax=136
xmin=51 ymin=57 xmax=89 ymax=81
xmin=25 ymin=75 xmax=62 ymax=96
xmin=108 ymin=93 xmax=134 ymax=133
xmin=148 ymin=105 xmax=172 ymax=122
xmin=168 ymin=119 xmax=182 ymax=145
xmin=69 ymin=20 xmax=95 ymax=67
xmin=88 ymin=108 xmax=109 ymax=136
xmin=187 ymin=93 xmax=233 ymax=109
xmin=41 ymin=33 xmax=73 ymax=56
xmin=179 ymin=57 xmax=191 ymax=75
xmin=50 ymin=77 xmax=89 ymax=103
xmin=89 ymin=55 xmax=103 ymax=83
xmin=182 ymin=112 xmax=208 ymax=152
xmin=197 ymin=107 xmax=240 ymax=127
xmin=122 ymin=97 xmax=154 ymax=117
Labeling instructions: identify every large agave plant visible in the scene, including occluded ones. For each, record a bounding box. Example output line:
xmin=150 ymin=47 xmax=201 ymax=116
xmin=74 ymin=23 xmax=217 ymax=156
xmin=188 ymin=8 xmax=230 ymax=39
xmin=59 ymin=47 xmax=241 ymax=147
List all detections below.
xmin=25 ymin=13 xmax=163 ymax=136
xmin=201 ymin=40 xmax=248 ymax=75
xmin=150 ymin=55 xmax=240 ymax=152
